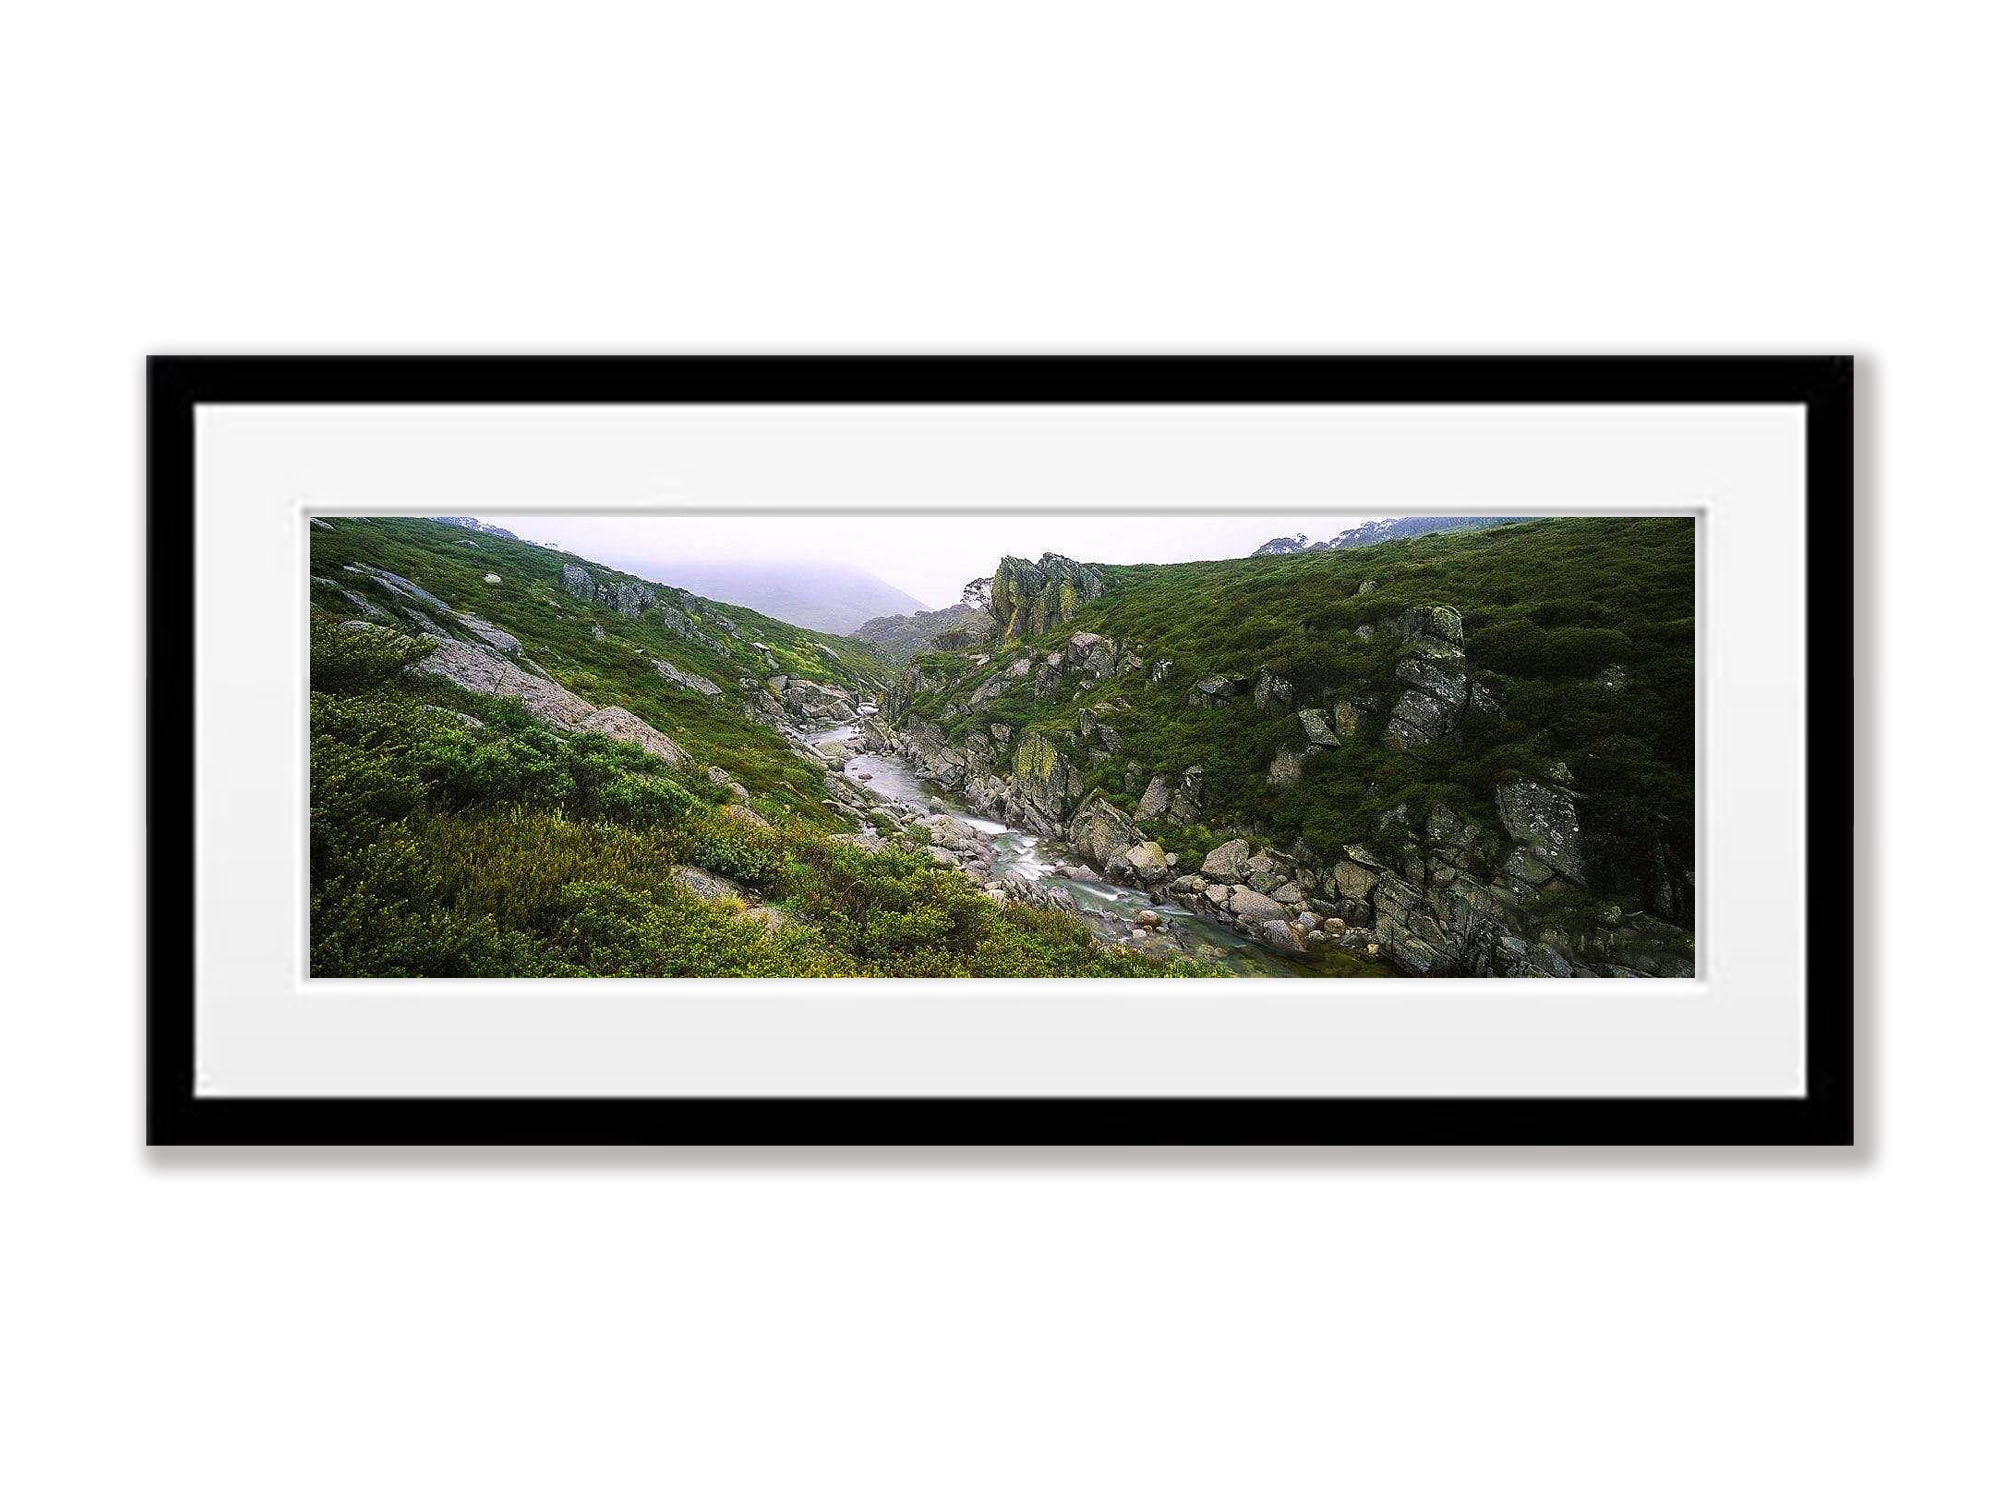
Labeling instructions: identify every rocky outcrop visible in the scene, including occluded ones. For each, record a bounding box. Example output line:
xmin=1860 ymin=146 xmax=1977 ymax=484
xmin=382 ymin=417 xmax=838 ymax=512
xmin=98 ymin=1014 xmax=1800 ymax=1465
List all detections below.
xmin=456 ymin=615 xmax=521 ymax=655
xmin=991 ymin=554 xmax=1104 ymax=642
xmin=1187 ymin=675 xmax=1244 ymax=710
xmin=1252 ymin=669 xmax=1293 ymax=709
xmin=653 ymin=659 xmax=723 ymax=698
xmin=1383 ymin=605 xmax=1471 ymax=752
xmin=578 ymin=707 xmax=689 ymax=765
xmin=1168 ymin=803 xmax=1695 ymax=976
xmin=738 ymin=677 xmax=790 ymax=731
xmin=414 ymin=639 xmax=687 ymax=765
xmin=343 ymin=563 xmax=456 ymax=617
xmin=1061 ymin=632 xmax=1120 ymax=680
xmin=608 ymin=580 xmax=655 ymax=618
xmin=558 ymin=563 xmax=656 ymax=619
xmin=769 ymin=676 xmax=859 ymax=727
xmin=313 ymin=575 xmax=390 ymax=621
xmin=1148 ymin=766 xmax=1203 ymax=824
xmin=1494 ymin=777 xmax=1586 ymax=883
xmin=660 ymin=602 xmax=731 ymax=656
xmin=1006 ymin=729 xmax=1078 ymax=835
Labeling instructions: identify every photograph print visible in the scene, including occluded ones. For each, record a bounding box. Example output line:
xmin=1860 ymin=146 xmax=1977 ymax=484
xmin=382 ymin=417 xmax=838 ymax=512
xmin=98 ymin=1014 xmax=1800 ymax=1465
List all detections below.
xmin=311 ymin=510 xmax=1697 ymax=981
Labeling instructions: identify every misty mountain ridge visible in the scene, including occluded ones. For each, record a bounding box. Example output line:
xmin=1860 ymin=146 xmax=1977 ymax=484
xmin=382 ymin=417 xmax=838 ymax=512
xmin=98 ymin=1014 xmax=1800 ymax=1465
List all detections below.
xmin=546 ymin=555 xmax=931 ymax=635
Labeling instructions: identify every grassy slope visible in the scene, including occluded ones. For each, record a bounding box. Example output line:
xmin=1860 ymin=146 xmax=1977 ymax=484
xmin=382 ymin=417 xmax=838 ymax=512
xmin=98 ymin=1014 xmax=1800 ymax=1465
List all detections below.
xmin=308 ymin=518 xmax=1216 ymax=978
xmin=312 ymin=516 xmax=887 ymax=826
xmin=901 ymin=517 xmax=1696 ymax=917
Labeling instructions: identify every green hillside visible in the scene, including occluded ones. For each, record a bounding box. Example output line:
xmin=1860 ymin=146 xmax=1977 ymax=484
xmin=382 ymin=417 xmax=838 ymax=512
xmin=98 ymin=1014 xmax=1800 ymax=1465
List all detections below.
xmin=308 ymin=517 xmax=1215 ymax=978
xmin=879 ymin=518 xmax=1697 ymax=975
xmin=910 ymin=520 xmax=1691 ymax=880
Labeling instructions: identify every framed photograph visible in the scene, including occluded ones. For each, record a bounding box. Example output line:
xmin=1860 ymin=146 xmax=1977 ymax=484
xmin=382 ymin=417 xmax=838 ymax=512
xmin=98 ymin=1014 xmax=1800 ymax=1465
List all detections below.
xmin=148 ymin=356 xmax=1853 ymax=1145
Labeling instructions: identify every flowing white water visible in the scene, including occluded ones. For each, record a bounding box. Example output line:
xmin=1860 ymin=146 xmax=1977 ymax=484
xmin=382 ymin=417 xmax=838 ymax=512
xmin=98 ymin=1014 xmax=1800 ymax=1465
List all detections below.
xmin=805 ymin=722 xmax=1312 ymax=974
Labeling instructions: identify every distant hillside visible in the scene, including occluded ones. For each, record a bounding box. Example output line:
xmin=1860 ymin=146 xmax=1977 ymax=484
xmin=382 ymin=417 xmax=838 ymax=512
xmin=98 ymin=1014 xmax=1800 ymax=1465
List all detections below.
xmin=850 ymin=578 xmax=996 ymax=663
xmin=1249 ymin=517 xmax=1530 ymax=556
xmin=432 ymin=515 xmax=519 ymax=541
xmin=1252 ymin=533 xmax=1311 ymax=556
xmin=602 ymin=558 xmax=930 ymax=635
xmin=1326 ymin=516 xmax=1529 ymax=550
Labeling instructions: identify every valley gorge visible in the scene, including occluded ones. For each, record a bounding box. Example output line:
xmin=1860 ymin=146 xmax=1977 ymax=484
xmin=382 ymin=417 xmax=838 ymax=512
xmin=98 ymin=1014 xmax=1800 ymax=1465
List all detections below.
xmin=308 ymin=515 xmax=1696 ymax=980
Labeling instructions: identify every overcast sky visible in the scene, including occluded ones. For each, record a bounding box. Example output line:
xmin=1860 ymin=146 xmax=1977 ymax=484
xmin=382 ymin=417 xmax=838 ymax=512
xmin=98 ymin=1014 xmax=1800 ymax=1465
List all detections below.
xmin=483 ymin=512 xmax=1391 ymax=611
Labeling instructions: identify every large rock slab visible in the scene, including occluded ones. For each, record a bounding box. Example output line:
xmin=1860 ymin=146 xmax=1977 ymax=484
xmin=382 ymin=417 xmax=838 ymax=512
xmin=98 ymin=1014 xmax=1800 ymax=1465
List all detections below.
xmin=1384 ymin=689 xmax=1460 ymax=751
xmin=415 ymin=639 xmax=597 ymax=729
xmin=1259 ymin=918 xmax=1308 ymax=953
xmin=1167 ymin=767 xmax=1205 ymax=823
xmin=1383 ymin=603 xmax=1472 ymax=752
xmin=1067 ymin=793 xmax=1142 ymax=872
xmin=652 ymin=658 xmax=723 ymax=697
xmin=577 ymin=707 xmax=688 ymax=766
xmin=1007 ymin=729 xmax=1076 ymax=836
xmin=1396 ymin=604 xmax=1464 ymax=648
xmin=455 ymin=615 xmax=521 ymax=655
xmin=1394 ymin=648 xmax=1470 ymax=707
xmin=342 ymin=563 xmax=455 ymax=616
xmin=1495 ymin=778 xmax=1586 ymax=883
xmin=778 ymin=677 xmax=858 ymax=725
xmin=414 ymin=639 xmax=686 ymax=765
xmin=1201 ymin=838 xmax=1252 ymax=882
xmin=1298 ymin=708 xmax=1339 ymax=747
xmin=1228 ymin=887 xmax=1288 ymax=925
xmin=1063 ymin=631 xmax=1120 ymax=678
xmin=1332 ymin=860 xmax=1379 ymax=900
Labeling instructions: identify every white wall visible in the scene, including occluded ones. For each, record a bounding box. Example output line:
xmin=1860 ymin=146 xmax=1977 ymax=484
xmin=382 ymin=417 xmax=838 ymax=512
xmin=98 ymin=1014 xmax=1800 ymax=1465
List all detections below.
xmin=1 ymin=3 xmax=1985 ymax=1495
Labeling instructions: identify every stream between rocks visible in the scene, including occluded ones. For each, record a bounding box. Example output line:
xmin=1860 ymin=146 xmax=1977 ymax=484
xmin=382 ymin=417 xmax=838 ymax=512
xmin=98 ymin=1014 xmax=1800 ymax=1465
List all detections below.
xmin=806 ymin=723 xmax=1332 ymax=976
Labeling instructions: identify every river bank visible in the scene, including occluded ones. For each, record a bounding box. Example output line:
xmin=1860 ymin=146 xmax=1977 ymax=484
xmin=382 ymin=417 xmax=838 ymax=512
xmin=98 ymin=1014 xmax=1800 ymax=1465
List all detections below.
xmin=806 ymin=722 xmax=1381 ymax=977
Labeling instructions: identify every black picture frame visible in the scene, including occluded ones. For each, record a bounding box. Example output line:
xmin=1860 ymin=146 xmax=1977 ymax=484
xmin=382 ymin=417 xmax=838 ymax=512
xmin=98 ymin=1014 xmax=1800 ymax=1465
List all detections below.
xmin=148 ymin=355 xmax=1854 ymax=1146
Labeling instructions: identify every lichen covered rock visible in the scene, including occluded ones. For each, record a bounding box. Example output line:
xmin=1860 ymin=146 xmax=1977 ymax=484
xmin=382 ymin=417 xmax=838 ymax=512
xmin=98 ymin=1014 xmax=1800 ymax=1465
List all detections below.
xmin=1007 ymin=728 xmax=1075 ymax=835
xmin=991 ymin=553 xmax=1105 ymax=642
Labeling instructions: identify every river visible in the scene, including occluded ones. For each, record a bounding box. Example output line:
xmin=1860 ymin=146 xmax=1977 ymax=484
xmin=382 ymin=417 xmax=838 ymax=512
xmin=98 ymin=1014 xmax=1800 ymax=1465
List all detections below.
xmin=806 ymin=721 xmax=1334 ymax=976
